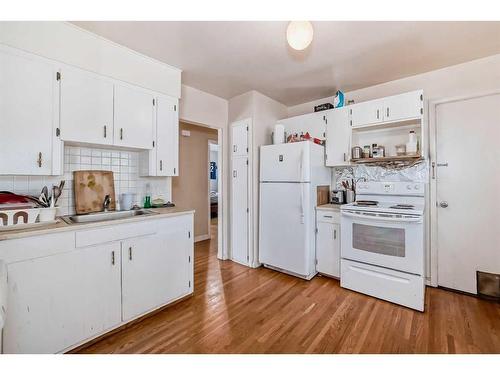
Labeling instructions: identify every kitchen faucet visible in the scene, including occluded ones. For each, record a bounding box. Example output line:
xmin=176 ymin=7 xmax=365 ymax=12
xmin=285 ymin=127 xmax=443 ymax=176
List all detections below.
xmin=103 ymin=194 xmax=111 ymax=212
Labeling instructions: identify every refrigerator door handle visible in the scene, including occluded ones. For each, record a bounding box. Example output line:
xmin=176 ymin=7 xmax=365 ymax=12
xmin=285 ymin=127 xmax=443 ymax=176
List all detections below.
xmin=300 ymin=182 xmax=305 ymax=224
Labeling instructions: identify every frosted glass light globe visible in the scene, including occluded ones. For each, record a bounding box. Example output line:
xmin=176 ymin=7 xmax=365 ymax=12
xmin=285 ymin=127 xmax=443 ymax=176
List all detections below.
xmin=286 ymin=21 xmax=314 ymax=50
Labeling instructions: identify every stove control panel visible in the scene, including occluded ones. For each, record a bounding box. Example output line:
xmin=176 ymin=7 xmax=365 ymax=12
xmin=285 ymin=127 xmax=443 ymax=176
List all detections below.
xmin=355 ymin=182 xmax=425 ymax=196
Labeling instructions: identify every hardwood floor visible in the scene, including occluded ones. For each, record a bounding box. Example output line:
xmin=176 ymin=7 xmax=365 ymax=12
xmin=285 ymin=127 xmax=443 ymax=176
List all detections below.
xmin=76 ymin=220 xmax=500 ymax=354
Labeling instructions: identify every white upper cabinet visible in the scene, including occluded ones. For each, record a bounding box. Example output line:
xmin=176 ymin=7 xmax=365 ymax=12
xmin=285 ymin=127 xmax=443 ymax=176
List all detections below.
xmin=325 ymin=107 xmax=351 ymax=166
xmin=0 ymin=46 xmax=62 ymax=175
xmin=59 ymin=66 xmax=114 ymax=145
xmin=383 ymin=90 xmax=423 ymax=123
xmin=114 ymin=84 xmax=155 ymax=150
xmin=350 ymin=98 xmax=385 ymax=127
xmin=350 ymin=90 xmax=423 ymax=128
xmin=156 ymin=95 xmax=179 ymax=176
xmin=231 ymin=120 xmax=249 ymax=157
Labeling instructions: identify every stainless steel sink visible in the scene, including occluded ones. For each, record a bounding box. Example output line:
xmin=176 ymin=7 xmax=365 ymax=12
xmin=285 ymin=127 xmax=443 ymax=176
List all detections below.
xmin=62 ymin=209 xmax=157 ymax=224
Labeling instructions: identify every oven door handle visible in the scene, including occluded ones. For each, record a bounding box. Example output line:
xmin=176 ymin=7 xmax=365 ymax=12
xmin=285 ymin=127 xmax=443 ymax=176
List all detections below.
xmin=341 ymin=211 xmax=423 ymax=223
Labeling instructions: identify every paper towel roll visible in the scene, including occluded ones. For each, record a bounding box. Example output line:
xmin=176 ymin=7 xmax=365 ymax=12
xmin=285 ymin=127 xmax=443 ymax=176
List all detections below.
xmin=273 ymin=123 xmax=285 ymax=144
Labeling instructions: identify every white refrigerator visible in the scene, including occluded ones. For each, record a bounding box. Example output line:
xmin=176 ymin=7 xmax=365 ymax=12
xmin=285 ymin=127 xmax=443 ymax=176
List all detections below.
xmin=259 ymin=142 xmax=331 ymax=279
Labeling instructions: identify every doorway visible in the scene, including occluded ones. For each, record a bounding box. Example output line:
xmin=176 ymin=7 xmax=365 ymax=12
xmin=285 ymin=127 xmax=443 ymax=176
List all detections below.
xmin=208 ymin=141 xmax=219 ymax=244
xmin=172 ymin=122 xmax=220 ymax=256
xmin=431 ymin=92 xmax=500 ymax=294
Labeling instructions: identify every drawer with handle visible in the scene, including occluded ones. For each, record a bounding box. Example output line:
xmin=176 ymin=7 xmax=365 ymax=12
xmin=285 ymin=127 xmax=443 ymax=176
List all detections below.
xmin=316 ymin=210 xmax=341 ymax=224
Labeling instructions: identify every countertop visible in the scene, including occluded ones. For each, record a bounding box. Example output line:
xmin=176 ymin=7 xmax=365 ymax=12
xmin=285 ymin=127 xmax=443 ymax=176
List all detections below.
xmin=0 ymin=207 xmax=195 ymax=241
xmin=316 ymin=203 xmax=344 ymax=211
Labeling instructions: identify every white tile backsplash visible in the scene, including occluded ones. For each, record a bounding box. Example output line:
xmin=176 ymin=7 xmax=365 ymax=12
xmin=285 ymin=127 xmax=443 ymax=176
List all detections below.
xmin=3 ymin=145 xmax=171 ymax=216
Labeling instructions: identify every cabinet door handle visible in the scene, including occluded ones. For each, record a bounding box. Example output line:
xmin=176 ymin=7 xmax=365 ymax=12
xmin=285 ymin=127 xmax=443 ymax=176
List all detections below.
xmin=129 ymin=246 xmax=132 ymax=261
xmin=233 ymin=170 xmax=237 ymax=178
xmin=334 ymin=229 xmax=337 ymax=240
xmin=233 ymin=145 xmax=237 ymax=153
xmin=120 ymin=128 xmax=123 ymax=140
xmin=111 ymin=251 xmax=115 ymax=265
xmin=343 ymin=153 xmax=346 ymax=162
xmin=323 ymin=215 xmax=333 ymax=218
xmin=160 ymin=160 xmax=163 ymax=171
xmin=376 ymin=109 xmax=379 ymax=119
xmin=37 ymin=152 xmax=42 ymax=168
xmin=386 ymin=107 xmax=390 ymax=118
xmin=104 ymin=125 xmax=107 ymax=138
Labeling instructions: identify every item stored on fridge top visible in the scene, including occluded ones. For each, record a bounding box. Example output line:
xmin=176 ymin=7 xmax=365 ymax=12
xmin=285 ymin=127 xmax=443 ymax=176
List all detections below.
xmin=363 ymin=145 xmax=371 ymax=158
xmin=395 ymin=144 xmax=407 ymax=156
xmin=272 ymin=123 xmax=285 ymax=144
xmin=351 ymin=146 xmax=363 ymax=159
xmin=333 ymin=90 xmax=345 ymax=108
xmin=406 ymin=130 xmax=418 ymax=155
xmin=314 ymin=103 xmax=334 ymax=112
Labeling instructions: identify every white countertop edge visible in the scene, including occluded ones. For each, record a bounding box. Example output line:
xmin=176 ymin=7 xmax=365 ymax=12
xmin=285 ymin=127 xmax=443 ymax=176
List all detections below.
xmin=0 ymin=208 xmax=195 ymax=241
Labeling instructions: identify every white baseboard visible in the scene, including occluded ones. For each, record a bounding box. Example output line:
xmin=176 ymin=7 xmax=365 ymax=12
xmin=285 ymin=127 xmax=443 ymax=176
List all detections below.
xmin=194 ymin=234 xmax=211 ymax=243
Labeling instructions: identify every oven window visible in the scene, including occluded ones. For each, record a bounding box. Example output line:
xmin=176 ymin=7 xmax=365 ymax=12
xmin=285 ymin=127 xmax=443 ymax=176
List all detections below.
xmin=352 ymin=223 xmax=405 ymax=257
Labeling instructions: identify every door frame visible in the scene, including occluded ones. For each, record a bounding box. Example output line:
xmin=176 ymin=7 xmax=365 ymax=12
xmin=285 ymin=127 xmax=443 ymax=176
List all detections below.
xmin=176 ymin=119 xmax=224 ymax=260
xmin=207 ymin=140 xmax=219 ymax=240
xmin=428 ymin=90 xmax=500 ymax=288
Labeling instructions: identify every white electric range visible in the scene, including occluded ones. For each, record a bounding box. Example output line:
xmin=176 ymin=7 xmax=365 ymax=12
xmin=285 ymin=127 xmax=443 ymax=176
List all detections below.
xmin=340 ymin=181 xmax=426 ymax=311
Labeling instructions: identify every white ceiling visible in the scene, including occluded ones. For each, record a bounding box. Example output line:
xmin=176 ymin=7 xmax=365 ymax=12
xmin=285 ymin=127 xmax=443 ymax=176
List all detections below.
xmin=72 ymin=21 xmax=500 ymax=106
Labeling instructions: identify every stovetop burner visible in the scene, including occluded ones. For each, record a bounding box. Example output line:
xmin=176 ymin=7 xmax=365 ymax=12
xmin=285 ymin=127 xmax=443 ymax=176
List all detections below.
xmin=354 ymin=200 xmax=379 ymax=207
xmin=389 ymin=204 xmax=415 ymax=210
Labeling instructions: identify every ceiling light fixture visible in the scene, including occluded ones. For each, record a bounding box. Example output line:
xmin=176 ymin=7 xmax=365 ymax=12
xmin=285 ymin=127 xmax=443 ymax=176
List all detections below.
xmin=286 ymin=21 xmax=314 ymax=51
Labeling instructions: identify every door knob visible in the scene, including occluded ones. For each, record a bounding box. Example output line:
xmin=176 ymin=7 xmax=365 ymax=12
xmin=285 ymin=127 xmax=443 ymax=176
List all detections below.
xmin=439 ymin=201 xmax=448 ymax=208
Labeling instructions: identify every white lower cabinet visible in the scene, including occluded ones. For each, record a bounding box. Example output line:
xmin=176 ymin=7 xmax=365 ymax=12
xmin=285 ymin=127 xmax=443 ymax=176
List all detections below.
xmin=0 ymin=213 xmax=193 ymax=354
xmin=3 ymin=242 xmax=122 ymax=354
xmin=315 ymin=209 xmax=341 ymax=278
xmin=122 ymin=216 xmax=192 ymax=321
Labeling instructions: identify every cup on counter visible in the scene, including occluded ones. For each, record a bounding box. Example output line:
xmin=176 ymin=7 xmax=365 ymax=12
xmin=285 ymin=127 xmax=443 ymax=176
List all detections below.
xmin=346 ymin=189 xmax=355 ymax=204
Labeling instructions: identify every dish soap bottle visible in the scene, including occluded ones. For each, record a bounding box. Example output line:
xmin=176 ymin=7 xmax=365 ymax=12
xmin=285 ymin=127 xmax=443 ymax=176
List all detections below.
xmin=144 ymin=183 xmax=152 ymax=208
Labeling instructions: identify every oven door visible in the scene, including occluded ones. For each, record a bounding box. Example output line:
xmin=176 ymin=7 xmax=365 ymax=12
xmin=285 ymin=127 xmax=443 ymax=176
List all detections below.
xmin=341 ymin=210 xmax=424 ymax=275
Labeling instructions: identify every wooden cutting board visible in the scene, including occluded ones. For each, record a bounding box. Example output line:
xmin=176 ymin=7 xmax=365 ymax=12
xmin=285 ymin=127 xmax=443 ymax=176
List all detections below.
xmin=316 ymin=185 xmax=330 ymax=206
xmin=74 ymin=171 xmax=116 ymax=214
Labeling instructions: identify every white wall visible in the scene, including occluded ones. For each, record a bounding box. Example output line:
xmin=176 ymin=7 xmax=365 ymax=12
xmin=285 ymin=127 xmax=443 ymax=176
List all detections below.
xmin=288 ymin=53 xmax=500 ymax=117
xmin=179 ymin=84 xmax=229 ymax=259
xmin=0 ymin=21 xmax=181 ymax=98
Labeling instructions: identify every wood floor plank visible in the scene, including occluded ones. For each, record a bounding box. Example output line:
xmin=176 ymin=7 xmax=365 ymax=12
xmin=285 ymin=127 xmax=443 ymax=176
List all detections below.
xmin=74 ymin=221 xmax=500 ymax=354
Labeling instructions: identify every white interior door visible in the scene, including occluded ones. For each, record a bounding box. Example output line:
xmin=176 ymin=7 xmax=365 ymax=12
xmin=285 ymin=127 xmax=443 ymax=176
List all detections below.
xmin=114 ymin=84 xmax=154 ymax=149
xmin=60 ymin=66 xmax=114 ymax=145
xmin=0 ymin=47 xmax=58 ymax=175
xmin=231 ymin=121 xmax=248 ymax=157
xmin=436 ymin=93 xmax=500 ymax=294
xmin=231 ymin=157 xmax=248 ymax=265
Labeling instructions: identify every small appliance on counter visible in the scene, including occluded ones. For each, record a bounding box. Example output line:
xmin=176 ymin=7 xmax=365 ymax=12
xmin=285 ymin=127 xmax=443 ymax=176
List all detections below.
xmin=331 ymin=190 xmax=345 ymax=204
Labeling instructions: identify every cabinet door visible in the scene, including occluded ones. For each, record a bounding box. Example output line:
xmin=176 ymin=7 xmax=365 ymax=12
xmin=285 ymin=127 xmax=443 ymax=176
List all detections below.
xmin=0 ymin=47 xmax=60 ymax=175
xmin=350 ymin=98 xmax=384 ymax=127
xmin=121 ymin=217 xmax=192 ymax=321
xmin=231 ymin=121 xmax=248 ymax=157
xmin=231 ymin=157 xmax=249 ymax=265
xmin=383 ymin=90 xmax=423 ymax=122
xmin=114 ymin=84 xmax=154 ymax=149
xmin=60 ymin=66 xmax=114 ymax=145
xmin=3 ymin=243 xmax=121 ymax=353
xmin=156 ymin=95 xmax=179 ymax=176
xmin=316 ymin=222 xmax=340 ymax=278
xmin=325 ymin=108 xmax=351 ymax=166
